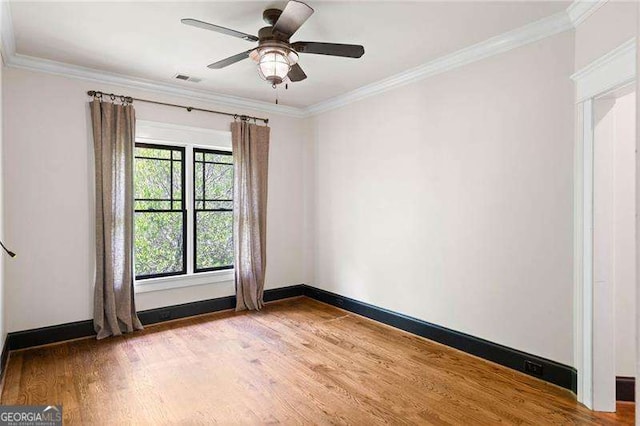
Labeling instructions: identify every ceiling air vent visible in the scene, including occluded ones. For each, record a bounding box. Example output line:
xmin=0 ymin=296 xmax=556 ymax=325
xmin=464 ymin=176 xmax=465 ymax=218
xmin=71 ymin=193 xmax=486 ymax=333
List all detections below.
xmin=174 ymin=74 xmax=202 ymax=83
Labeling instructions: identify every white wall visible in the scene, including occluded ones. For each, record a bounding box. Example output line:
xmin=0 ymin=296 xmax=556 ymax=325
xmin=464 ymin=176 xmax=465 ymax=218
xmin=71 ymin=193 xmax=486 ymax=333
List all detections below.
xmin=307 ymin=31 xmax=575 ymax=365
xmin=3 ymin=67 xmax=307 ymax=332
xmin=611 ymin=91 xmax=636 ymax=378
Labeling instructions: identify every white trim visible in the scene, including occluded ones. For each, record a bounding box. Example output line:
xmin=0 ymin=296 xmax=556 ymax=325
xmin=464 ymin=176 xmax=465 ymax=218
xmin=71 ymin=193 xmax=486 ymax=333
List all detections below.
xmin=579 ymin=98 xmax=595 ymax=409
xmin=0 ymin=0 xmax=15 ymax=64
xmin=6 ymin=53 xmax=306 ymax=118
xmin=0 ymin=1 xmax=604 ymax=117
xmin=571 ymin=39 xmax=636 ymax=103
xmin=136 ymin=119 xmax=232 ymax=149
xmin=137 ymin=120 xmax=231 ymax=138
xmin=135 ymin=269 xmax=234 ymax=294
xmin=0 ymin=2 xmax=577 ymax=118
xmin=305 ymin=11 xmax=573 ymax=115
xmin=572 ymin=36 xmax=637 ymax=408
xmin=567 ymin=0 xmax=609 ymax=27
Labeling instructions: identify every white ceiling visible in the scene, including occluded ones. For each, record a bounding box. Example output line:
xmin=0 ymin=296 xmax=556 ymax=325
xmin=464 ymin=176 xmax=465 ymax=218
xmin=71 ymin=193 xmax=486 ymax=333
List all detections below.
xmin=9 ymin=1 xmax=568 ymax=108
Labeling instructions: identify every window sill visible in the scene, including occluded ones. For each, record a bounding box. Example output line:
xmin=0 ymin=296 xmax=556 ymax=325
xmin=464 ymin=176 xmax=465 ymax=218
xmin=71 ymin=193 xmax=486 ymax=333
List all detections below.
xmin=134 ymin=269 xmax=234 ymax=293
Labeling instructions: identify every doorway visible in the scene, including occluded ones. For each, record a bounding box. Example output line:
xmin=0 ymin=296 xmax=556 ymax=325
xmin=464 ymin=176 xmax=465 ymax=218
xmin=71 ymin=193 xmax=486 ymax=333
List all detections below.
xmin=586 ymin=84 xmax=636 ymax=411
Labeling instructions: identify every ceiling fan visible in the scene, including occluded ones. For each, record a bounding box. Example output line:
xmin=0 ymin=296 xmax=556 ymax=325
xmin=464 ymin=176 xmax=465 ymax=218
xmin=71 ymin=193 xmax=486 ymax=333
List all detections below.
xmin=181 ymin=0 xmax=365 ymax=87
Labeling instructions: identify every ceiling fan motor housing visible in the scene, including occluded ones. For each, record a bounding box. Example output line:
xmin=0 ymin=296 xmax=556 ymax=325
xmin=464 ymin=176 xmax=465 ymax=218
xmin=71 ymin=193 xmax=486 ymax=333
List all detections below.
xmin=262 ymin=8 xmax=283 ymax=26
xmin=182 ymin=0 xmax=364 ymax=87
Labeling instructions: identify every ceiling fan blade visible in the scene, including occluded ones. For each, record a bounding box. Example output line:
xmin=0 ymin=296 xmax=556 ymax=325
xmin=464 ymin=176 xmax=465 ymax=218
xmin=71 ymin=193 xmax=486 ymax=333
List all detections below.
xmin=272 ymin=1 xmax=314 ymax=38
xmin=287 ymin=63 xmax=307 ymax=82
xmin=181 ymin=18 xmax=258 ymax=42
xmin=292 ymin=42 xmax=364 ymax=58
xmin=207 ymin=49 xmax=254 ymax=69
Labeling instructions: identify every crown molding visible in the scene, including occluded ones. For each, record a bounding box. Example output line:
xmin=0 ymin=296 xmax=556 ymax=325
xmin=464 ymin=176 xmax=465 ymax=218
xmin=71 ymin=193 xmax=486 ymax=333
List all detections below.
xmin=303 ymin=11 xmax=573 ymax=116
xmin=5 ymin=53 xmax=307 ymax=118
xmin=566 ymin=0 xmax=609 ymax=28
xmin=0 ymin=1 xmax=586 ymax=118
xmin=0 ymin=1 xmax=305 ymax=118
xmin=570 ymin=38 xmax=635 ymax=102
xmin=0 ymin=0 xmax=15 ymax=64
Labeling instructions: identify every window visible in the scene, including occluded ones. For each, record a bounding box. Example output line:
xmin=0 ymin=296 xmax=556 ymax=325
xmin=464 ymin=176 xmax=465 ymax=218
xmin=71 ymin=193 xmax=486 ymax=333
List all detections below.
xmin=134 ymin=144 xmax=186 ymax=279
xmin=133 ymin=142 xmax=234 ymax=281
xmin=193 ymin=149 xmax=234 ymax=272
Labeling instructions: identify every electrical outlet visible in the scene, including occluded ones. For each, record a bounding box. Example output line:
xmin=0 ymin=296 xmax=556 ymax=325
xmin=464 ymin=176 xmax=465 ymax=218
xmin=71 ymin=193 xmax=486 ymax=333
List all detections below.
xmin=523 ymin=360 xmax=543 ymax=376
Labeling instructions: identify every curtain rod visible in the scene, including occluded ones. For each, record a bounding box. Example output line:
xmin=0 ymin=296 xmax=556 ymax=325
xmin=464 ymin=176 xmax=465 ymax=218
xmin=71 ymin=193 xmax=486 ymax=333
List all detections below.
xmin=87 ymin=90 xmax=269 ymax=124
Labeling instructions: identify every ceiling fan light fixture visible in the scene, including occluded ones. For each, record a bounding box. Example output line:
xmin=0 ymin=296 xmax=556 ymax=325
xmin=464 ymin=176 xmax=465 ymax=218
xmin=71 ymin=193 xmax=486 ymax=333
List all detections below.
xmin=184 ymin=0 xmax=365 ymax=87
xmin=253 ymin=47 xmax=298 ymax=85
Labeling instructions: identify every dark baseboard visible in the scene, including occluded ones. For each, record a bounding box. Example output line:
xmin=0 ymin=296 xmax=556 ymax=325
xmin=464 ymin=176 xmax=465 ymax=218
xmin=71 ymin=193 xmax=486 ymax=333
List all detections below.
xmin=6 ymin=284 xmax=306 ymax=351
xmin=4 ymin=283 xmax=577 ymax=394
xmin=8 ymin=320 xmax=95 ymax=351
xmin=302 ymin=285 xmax=577 ymax=393
xmin=263 ymin=284 xmax=306 ymax=302
xmin=137 ymin=284 xmax=306 ymax=325
xmin=137 ymin=295 xmax=236 ymax=325
xmin=617 ymin=376 xmax=635 ymax=402
xmin=0 ymin=336 xmax=8 ymax=384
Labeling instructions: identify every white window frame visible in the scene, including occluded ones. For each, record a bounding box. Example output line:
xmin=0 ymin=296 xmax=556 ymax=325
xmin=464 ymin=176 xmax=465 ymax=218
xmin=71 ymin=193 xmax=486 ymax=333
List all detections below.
xmin=133 ymin=120 xmax=234 ymax=293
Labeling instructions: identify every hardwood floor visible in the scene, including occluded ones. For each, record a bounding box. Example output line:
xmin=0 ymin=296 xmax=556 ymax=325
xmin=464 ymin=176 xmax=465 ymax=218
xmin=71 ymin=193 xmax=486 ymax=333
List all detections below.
xmin=1 ymin=297 xmax=634 ymax=425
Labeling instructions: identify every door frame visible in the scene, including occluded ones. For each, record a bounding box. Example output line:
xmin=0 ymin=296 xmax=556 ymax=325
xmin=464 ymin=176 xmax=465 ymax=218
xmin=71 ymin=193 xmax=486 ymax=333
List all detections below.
xmin=570 ymin=38 xmax=636 ymax=410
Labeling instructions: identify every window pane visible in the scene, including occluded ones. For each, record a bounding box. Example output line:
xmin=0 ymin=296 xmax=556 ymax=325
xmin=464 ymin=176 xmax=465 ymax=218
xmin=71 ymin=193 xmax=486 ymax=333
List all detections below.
xmin=134 ymin=144 xmax=185 ymax=279
xmin=134 ymin=157 xmax=172 ymax=201
xmin=205 ymin=152 xmax=233 ymax=164
xmin=172 ymin=160 xmax=182 ymax=204
xmin=204 ymin=163 xmax=233 ymax=200
xmin=196 ymin=211 xmax=233 ymax=270
xmin=194 ymin=161 xmax=204 ymax=200
xmin=135 ymin=147 xmax=172 ymax=159
xmin=134 ymin=211 xmax=184 ymax=277
xmin=204 ymin=201 xmax=233 ymax=210
xmin=135 ymin=200 xmax=172 ymax=211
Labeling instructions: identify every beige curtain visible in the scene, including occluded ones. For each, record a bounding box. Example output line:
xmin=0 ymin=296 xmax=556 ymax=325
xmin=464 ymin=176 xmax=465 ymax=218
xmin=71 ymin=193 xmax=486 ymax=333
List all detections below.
xmin=91 ymin=99 xmax=143 ymax=339
xmin=232 ymin=121 xmax=270 ymax=311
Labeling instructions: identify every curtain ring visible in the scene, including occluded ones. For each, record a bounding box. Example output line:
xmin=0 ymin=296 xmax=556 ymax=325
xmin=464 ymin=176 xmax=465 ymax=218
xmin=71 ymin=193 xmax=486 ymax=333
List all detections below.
xmin=233 ymin=114 xmax=238 ymax=121
xmin=120 ymin=95 xmax=126 ymax=104
xmin=110 ymin=94 xmax=116 ymax=102
xmin=95 ymin=92 xmax=103 ymax=100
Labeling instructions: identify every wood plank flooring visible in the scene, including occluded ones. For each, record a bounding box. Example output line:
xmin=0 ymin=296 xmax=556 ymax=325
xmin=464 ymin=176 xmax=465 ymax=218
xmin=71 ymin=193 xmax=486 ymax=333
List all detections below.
xmin=1 ymin=297 xmax=634 ymax=425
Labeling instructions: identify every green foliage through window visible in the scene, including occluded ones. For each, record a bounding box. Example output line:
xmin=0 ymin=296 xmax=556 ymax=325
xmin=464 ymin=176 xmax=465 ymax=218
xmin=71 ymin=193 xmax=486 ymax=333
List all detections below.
xmin=133 ymin=143 xmax=234 ymax=280
xmin=194 ymin=148 xmax=234 ymax=271
xmin=134 ymin=144 xmax=185 ymax=278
